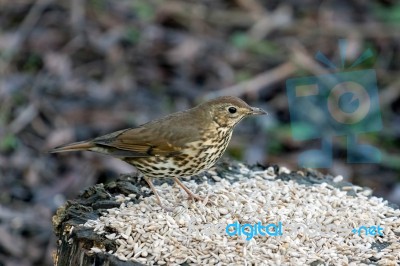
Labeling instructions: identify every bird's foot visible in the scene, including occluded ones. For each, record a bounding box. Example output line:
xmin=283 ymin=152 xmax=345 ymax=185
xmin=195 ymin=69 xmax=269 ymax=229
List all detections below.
xmin=151 ymin=195 xmax=175 ymax=212
xmin=187 ymin=192 xmax=204 ymax=201
xmin=143 ymin=176 xmax=175 ymax=211
xmin=187 ymin=193 xmax=211 ymax=206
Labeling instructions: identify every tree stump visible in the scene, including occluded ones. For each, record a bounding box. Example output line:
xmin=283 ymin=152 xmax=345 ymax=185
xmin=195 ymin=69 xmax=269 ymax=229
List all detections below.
xmin=52 ymin=162 xmax=400 ymax=265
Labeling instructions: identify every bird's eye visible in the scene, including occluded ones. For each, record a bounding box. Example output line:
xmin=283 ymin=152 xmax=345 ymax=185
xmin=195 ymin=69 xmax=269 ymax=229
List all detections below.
xmin=228 ymin=107 xmax=237 ymax=114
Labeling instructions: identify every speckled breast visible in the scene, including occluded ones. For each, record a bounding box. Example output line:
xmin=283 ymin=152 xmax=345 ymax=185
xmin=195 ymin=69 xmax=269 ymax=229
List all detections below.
xmin=127 ymin=128 xmax=233 ymax=179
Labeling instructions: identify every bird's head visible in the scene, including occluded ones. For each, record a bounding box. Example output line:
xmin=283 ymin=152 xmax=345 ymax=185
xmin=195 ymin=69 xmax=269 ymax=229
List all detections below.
xmin=199 ymin=96 xmax=267 ymax=128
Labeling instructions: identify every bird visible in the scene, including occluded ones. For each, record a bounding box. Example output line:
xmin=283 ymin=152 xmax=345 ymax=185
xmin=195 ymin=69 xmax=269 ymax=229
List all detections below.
xmin=50 ymin=96 xmax=267 ymax=209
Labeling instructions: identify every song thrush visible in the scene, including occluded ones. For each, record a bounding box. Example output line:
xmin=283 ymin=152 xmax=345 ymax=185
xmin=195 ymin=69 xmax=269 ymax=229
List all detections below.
xmin=50 ymin=96 xmax=266 ymax=208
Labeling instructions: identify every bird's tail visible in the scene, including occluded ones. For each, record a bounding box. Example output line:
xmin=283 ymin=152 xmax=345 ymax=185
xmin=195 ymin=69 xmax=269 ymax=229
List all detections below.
xmin=49 ymin=140 xmax=95 ymax=153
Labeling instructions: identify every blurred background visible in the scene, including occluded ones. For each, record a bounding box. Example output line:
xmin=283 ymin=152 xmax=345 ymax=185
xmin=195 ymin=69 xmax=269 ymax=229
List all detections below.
xmin=1 ymin=0 xmax=400 ymax=265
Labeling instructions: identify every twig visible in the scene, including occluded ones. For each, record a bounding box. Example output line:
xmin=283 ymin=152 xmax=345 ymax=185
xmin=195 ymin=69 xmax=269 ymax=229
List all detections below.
xmin=9 ymin=103 xmax=38 ymax=134
xmin=248 ymin=5 xmax=293 ymax=41
xmin=0 ymin=0 xmax=52 ymax=75
xmin=288 ymin=40 xmax=331 ymax=77
xmin=70 ymin=0 xmax=85 ymax=33
xmin=202 ymin=61 xmax=296 ymax=99
xmin=380 ymin=78 xmax=400 ymax=107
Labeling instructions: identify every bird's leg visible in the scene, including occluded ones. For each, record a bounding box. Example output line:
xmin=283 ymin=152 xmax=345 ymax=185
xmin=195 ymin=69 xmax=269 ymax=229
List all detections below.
xmin=173 ymin=177 xmax=204 ymax=201
xmin=143 ymin=176 xmax=173 ymax=211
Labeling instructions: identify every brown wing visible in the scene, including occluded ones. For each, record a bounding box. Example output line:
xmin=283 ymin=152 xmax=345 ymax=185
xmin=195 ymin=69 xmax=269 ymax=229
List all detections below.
xmin=92 ymin=109 xmax=205 ymax=158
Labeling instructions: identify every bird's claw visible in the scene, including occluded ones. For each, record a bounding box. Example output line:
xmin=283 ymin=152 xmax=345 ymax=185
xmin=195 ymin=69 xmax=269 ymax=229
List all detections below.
xmin=188 ymin=193 xmax=210 ymax=205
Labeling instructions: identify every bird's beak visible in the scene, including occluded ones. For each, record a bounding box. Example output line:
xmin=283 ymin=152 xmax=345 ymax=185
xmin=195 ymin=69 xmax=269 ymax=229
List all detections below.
xmin=250 ymin=107 xmax=267 ymax=115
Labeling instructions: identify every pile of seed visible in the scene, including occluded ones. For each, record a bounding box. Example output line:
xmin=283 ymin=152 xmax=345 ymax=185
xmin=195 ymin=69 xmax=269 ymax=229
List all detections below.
xmin=83 ymin=165 xmax=400 ymax=265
